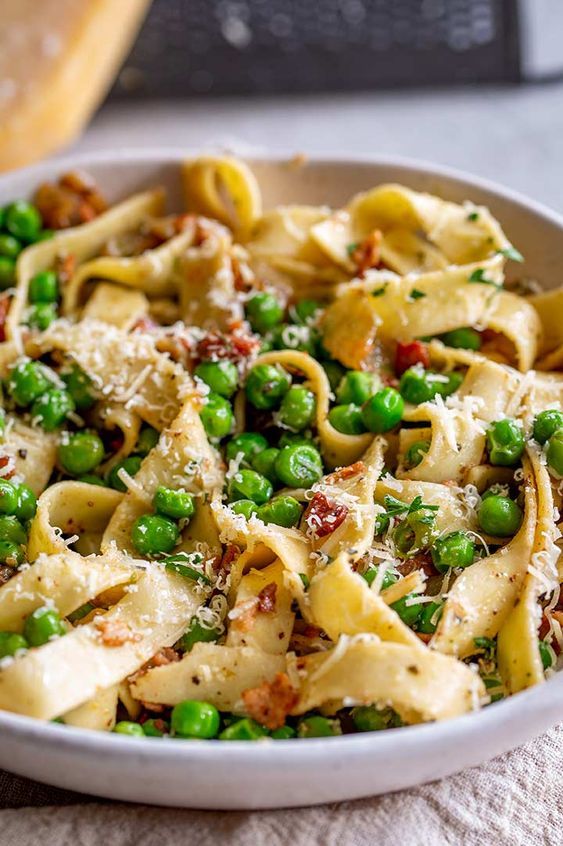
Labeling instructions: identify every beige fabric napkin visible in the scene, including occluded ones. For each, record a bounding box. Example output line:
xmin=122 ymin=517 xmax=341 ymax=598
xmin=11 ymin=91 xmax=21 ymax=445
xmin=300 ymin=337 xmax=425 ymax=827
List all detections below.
xmin=0 ymin=724 xmax=561 ymax=845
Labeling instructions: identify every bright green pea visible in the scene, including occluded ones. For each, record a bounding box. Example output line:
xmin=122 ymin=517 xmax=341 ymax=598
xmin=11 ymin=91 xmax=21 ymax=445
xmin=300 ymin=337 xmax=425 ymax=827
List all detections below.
xmin=13 ymin=484 xmax=37 ymax=521
xmin=546 ymin=430 xmax=563 ymax=478
xmin=486 ymin=418 xmax=524 ymax=467
xmin=417 ymin=601 xmax=445 ymax=634
xmin=5 ymin=201 xmax=42 ymax=241
xmin=143 ymin=718 xmax=170 ymax=737
xmin=194 ymin=360 xmax=239 ymax=398
xmin=7 ymin=360 xmax=51 ymax=406
xmin=28 ymin=270 xmax=59 ymax=303
xmin=271 ymin=323 xmax=318 ymax=355
xmin=404 ymin=440 xmax=430 ymax=468
xmin=0 ymin=480 xmax=18 ymax=515
xmin=107 ymin=456 xmax=142 ymax=492
xmin=393 ymin=511 xmax=438 ymax=557
xmin=297 ymin=715 xmax=341 ymax=738
xmin=114 ymin=721 xmax=145 ymax=737
xmin=23 ymin=607 xmax=66 ymax=647
xmin=228 ymin=469 xmax=273 ymax=505
xmin=61 ymin=365 xmax=96 ymax=410
xmin=390 ymin=594 xmax=423 ymax=628
xmin=0 ymin=515 xmax=27 ymax=545
xmin=77 ymin=474 xmax=106 ymax=487
xmin=256 ymin=495 xmax=303 ymax=528
xmin=431 ymin=531 xmax=475 ymax=573
xmin=245 ymin=364 xmax=291 ymax=410
xmin=439 ymin=328 xmax=481 ymax=350
xmin=362 ymin=565 xmax=397 ymax=591
xmin=0 ymin=256 xmax=15 ymax=289
xmin=131 ymin=514 xmax=179 ymax=556
xmin=278 ymin=385 xmax=316 ymax=431
xmin=291 ymin=299 xmax=321 ymax=324
xmin=351 ymin=706 xmax=390 ymax=732
xmin=274 ymin=444 xmax=323 ymax=488
xmin=539 ymin=640 xmax=555 ymax=670
xmin=251 ymin=447 xmax=280 ymax=484
xmin=230 ymin=499 xmax=258 ymax=519
xmin=153 ymin=486 xmax=195 ymax=520
xmin=0 ymin=632 xmax=28 ymax=659
xmin=361 ymin=387 xmax=404 ymax=433
xmin=219 ymin=718 xmax=268 ymax=741
xmin=135 ymin=426 xmax=159 ymax=456
xmin=179 ymin=617 xmax=221 ymax=652
xmin=171 ymin=700 xmax=220 ymax=739
xmin=27 ymin=303 xmax=57 ymax=331
xmin=400 ymin=368 xmax=462 ymax=404
xmin=0 ymin=541 xmax=24 ymax=566
xmin=199 ymin=393 xmax=234 ymax=439
xmin=31 ymin=388 xmax=75 ymax=430
xmin=246 ymin=292 xmax=284 ymax=334
xmin=533 ymin=410 xmax=563 ymax=445
xmin=328 ymin=403 xmax=367 ymax=435
xmin=336 ymin=370 xmax=381 ymax=405
xmin=225 ymin=432 xmax=268 ymax=465
xmin=58 ymin=431 xmax=105 ymax=476
xmin=322 ymin=360 xmax=346 ymax=391
xmin=270 ymin=725 xmax=297 ymax=739
xmin=478 ymin=494 xmax=523 ymax=537
xmin=0 ymin=233 xmax=22 ymax=259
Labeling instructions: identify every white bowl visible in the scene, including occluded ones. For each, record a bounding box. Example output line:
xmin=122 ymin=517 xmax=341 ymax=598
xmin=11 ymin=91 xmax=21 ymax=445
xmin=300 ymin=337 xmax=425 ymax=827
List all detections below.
xmin=1 ymin=150 xmax=562 ymax=809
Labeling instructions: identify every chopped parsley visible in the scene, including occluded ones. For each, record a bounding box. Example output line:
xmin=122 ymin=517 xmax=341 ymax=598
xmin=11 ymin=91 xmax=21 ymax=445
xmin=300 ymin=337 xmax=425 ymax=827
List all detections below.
xmin=473 ymin=636 xmax=496 ymax=659
xmin=468 ymin=268 xmax=499 ymax=287
xmin=371 ymin=283 xmax=388 ymax=298
xmin=378 ymin=494 xmax=439 ymax=521
xmin=467 ymin=211 xmax=480 ymax=222
xmin=298 ymin=573 xmax=310 ymax=590
xmin=408 ymin=289 xmax=426 ymax=302
xmin=346 ymin=242 xmax=359 ymax=256
xmin=165 ymin=553 xmax=211 ymax=584
xmin=497 ymin=246 xmax=524 ymax=263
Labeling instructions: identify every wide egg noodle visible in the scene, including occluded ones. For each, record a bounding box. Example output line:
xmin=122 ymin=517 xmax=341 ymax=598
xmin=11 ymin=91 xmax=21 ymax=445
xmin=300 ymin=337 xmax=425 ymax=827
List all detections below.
xmin=80 ymin=282 xmax=149 ymax=330
xmin=1 ymin=418 xmax=57 ymax=495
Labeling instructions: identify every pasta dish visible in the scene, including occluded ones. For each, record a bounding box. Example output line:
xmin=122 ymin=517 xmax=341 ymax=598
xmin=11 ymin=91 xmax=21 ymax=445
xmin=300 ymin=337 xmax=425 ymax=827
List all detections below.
xmin=0 ymin=157 xmax=560 ymax=742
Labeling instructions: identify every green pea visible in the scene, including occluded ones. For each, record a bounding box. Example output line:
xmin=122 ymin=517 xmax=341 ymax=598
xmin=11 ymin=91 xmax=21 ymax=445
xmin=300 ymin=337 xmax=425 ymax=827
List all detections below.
xmin=0 ymin=515 xmax=27 ymax=545
xmin=431 ymin=531 xmax=475 ymax=573
xmin=271 ymin=323 xmax=318 ymax=355
xmin=228 ymin=469 xmax=273 ymax=505
xmin=199 ymin=393 xmax=234 ymax=439
xmin=328 ymin=403 xmax=367 ymax=435
xmin=134 ymin=426 xmax=159 ymax=456
xmin=107 ymin=456 xmax=142 ymax=492
xmin=7 ymin=360 xmax=51 ymax=406
xmin=143 ymin=718 xmax=170 ymax=737
xmin=230 ymin=499 xmax=258 ymax=519
xmin=0 ymin=256 xmax=15 ymax=289
xmin=245 ymin=364 xmax=291 ymax=410
xmin=31 ymin=388 xmax=75 ymax=431
xmin=417 ymin=601 xmax=444 ymax=634
xmin=278 ymin=385 xmax=316 ymax=431
xmin=393 ymin=511 xmax=438 ymax=557
xmin=336 ymin=370 xmax=381 ymax=405
xmin=439 ymin=328 xmax=481 ymax=351
xmin=275 ymin=444 xmax=323 ymax=488
xmin=322 ymin=360 xmax=346 ymax=391
xmin=62 ymin=365 xmax=96 ymax=410
xmin=58 ymin=431 xmax=105 ymax=476
xmin=362 ymin=565 xmax=398 ymax=591
xmin=225 ymin=432 xmax=268 ymax=465
xmin=179 ymin=617 xmax=221 ymax=652
xmin=533 ymin=410 xmax=563 ymax=445
xmin=539 ymin=640 xmax=555 ymax=670
xmin=153 ymin=486 xmax=195 ymax=520
xmin=486 ymin=418 xmax=524 ymax=467
xmin=0 ymin=541 xmax=24 ymax=566
xmin=219 ymin=718 xmax=268 ymax=741
xmin=171 ymin=700 xmax=220 ymax=739
xmin=390 ymin=594 xmax=423 ymax=628
xmin=13 ymin=485 xmax=37 ymax=521
xmin=27 ymin=303 xmax=57 ymax=331
xmin=5 ymin=201 xmax=42 ymax=241
xmin=400 ymin=368 xmax=462 ymax=404
xmin=478 ymin=494 xmax=523 ymax=537
xmin=0 ymin=480 xmax=18 ymax=516
xmin=278 ymin=433 xmax=313 ymax=449
xmin=251 ymin=447 xmax=280 ymax=483
xmin=194 ymin=360 xmax=239 ymax=398
xmin=297 ymin=715 xmax=341 ymax=738
xmin=361 ymin=387 xmax=404 ymax=433
xmin=32 ymin=229 xmax=54 ymax=243
xmin=28 ymin=270 xmax=59 ymax=303
xmin=246 ymin=292 xmax=284 ymax=334
xmin=270 ymin=725 xmax=297 ymax=739
xmin=292 ymin=299 xmax=321 ymax=324
xmin=256 ymin=495 xmax=303 ymax=527
xmin=77 ymin=474 xmax=106 ymax=487
xmin=351 ymin=706 xmax=390 ymax=732
xmin=114 ymin=721 xmax=145 ymax=737
xmin=131 ymin=514 xmax=179 ymax=556
xmin=546 ymin=430 xmax=563 ymax=478
xmin=23 ymin=607 xmax=66 ymax=647
xmin=0 ymin=632 xmax=28 ymax=659
xmin=404 ymin=440 xmax=430 ymax=468
xmin=0 ymin=233 xmax=22 ymax=259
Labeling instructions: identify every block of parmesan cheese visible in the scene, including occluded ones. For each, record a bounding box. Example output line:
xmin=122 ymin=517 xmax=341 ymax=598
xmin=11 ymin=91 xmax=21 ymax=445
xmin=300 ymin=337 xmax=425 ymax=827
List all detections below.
xmin=0 ymin=0 xmax=150 ymax=172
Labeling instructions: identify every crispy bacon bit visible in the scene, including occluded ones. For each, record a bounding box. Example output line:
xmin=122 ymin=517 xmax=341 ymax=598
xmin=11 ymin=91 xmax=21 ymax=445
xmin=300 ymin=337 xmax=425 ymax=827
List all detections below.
xmin=95 ymin=618 xmax=140 ymax=647
xmin=0 ymin=455 xmax=16 ymax=479
xmin=242 ymin=672 xmax=298 ymax=730
xmin=35 ymin=170 xmax=107 ymax=230
xmin=305 ymin=492 xmax=349 ymax=538
xmin=257 ymin=582 xmax=277 ymax=613
xmin=214 ymin=543 xmax=240 ymax=575
xmin=302 ymin=624 xmax=323 ymax=639
xmin=416 ymin=632 xmax=433 ymax=644
xmin=396 ymin=552 xmax=436 ymax=579
xmin=0 ymin=296 xmax=10 ymax=343
xmin=195 ymin=328 xmax=260 ymax=364
xmin=394 ymin=341 xmax=430 ymax=376
xmin=350 ymin=229 xmax=382 ymax=277
xmin=131 ymin=316 xmax=158 ymax=334
xmin=54 ymin=253 xmax=77 ymax=286
xmin=325 ymin=461 xmax=365 ymax=485
xmin=149 ymin=647 xmax=181 ymax=667
xmin=0 ymin=565 xmax=15 ymax=586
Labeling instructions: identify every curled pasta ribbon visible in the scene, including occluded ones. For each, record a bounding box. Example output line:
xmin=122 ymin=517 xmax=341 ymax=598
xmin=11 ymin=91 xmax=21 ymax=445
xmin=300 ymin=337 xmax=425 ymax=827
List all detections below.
xmin=182 ymin=156 xmax=262 ymax=238
xmin=289 ymin=633 xmax=485 ymax=723
xmin=62 ymin=686 xmax=119 ymax=732
xmin=375 ymin=476 xmax=478 ymax=535
xmin=81 ymin=283 xmax=149 ymax=330
xmin=2 ymin=419 xmax=57 ymax=495
xmin=92 ymin=403 xmax=142 ymax=475
xmin=9 ymin=188 xmax=164 ymax=338
xmin=432 ymin=459 xmax=537 ymax=658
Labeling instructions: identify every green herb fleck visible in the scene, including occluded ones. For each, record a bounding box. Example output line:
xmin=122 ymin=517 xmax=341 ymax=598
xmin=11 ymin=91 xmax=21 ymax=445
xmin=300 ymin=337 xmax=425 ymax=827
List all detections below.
xmin=346 ymin=242 xmax=359 ymax=256
xmin=299 ymin=573 xmax=310 ymax=590
xmin=165 ymin=553 xmax=211 ymax=585
xmin=371 ymin=284 xmax=388 ymax=298
xmin=497 ymin=246 xmax=524 ymax=263
xmin=408 ymin=289 xmax=426 ymax=301
xmin=467 ymin=211 xmax=480 ymax=222
xmin=468 ymin=268 xmax=499 ymax=286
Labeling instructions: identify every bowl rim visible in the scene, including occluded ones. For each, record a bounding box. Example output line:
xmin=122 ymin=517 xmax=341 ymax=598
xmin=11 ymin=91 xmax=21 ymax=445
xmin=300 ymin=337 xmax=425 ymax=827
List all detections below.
xmin=0 ymin=147 xmax=562 ymax=769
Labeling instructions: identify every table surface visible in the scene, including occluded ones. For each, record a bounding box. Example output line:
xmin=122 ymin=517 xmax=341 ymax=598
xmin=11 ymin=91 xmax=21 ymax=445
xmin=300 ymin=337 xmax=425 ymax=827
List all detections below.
xmin=68 ymin=80 xmax=563 ymax=212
